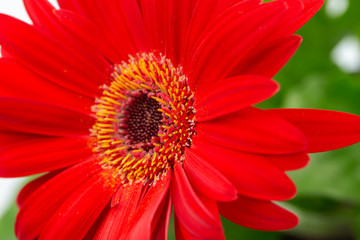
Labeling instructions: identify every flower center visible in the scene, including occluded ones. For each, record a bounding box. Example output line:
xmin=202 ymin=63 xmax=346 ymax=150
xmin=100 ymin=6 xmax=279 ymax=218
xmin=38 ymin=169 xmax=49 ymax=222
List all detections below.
xmin=91 ymin=53 xmax=196 ymax=185
xmin=119 ymin=92 xmax=162 ymax=146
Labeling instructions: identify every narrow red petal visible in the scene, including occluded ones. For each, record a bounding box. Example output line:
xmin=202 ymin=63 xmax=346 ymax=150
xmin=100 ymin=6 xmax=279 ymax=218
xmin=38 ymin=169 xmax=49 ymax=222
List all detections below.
xmin=16 ymin=170 xmax=61 ymax=207
xmin=194 ymin=75 xmax=279 ymax=121
xmin=174 ymin=213 xmax=225 ymax=240
xmin=215 ymin=0 xmax=262 ymax=14
xmin=0 ymin=97 xmax=94 ymax=137
xmin=57 ymin=0 xmax=81 ymax=12
xmin=24 ymin=0 xmax=111 ymax=71
xmin=116 ymin=0 xmax=150 ymax=52
xmin=229 ymin=35 xmax=302 ymax=78
xmin=184 ymin=149 xmax=238 ymax=202
xmin=150 ymin=193 xmax=172 ymax=240
xmin=183 ymin=0 xmax=221 ymax=66
xmin=94 ymin=182 xmax=144 ymax=239
xmin=188 ymin=1 xmax=286 ymax=91
xmin=0 ymin=14 xmax=104 ymax=97
xmin=101 ymin=0 xmax=149 ymax=53
xmin=82 ymin=206 xmax=110 ymax=240
xmin=264 ymin=152 xmax=310 ymax=171
xmin=170 ymin=0 xmax=197 ymax=64
xmin=0 ymin=137 xmax=91 ymax=177
xmin=265 ymin=0 xmax=304 ymax=40
xmin=219 ymin=195 xmax=299 ymax=231
xmin=184 ymin=0 xmax=262 ymax=71
xmin=267 ymin=109 xmax=360 ymax=153
xmin=54 ymin=9 xmax=121 ymax=63
xmin=24 ymin=0 xmax=61 ymax=31
xmin=60 ymin=0 xmax=140 ymax=59
xmin=0 ymin=131 xmax=39 ymax=151
xmin=171 ymin=162 xmax=223 ymax=239
xmin=1 ymin=46 xmax=12 ymax=58
xmin=140 ymin=0 xmax=172 ymax=58
xmin=195 ymin=107 xmax=307 ymax=154
xmin=88 ymin=0 xmax=144 ymax=55
xmin=39 ymin=168 xmax=120 ymax=240
xmin=126 ymin=171 xmax=171 ymax=239
xmin=281 ymin=0 xmax=324 ymax=35
xmin=174 ymin=215 xmax=202 ymax=240
xmin=191 ymin=138 xmax=296 ymax=201
xmin=15 ymin=159 xmax=101 ymax=240
xmin=0 ymin=59 xmax=93 ymax=114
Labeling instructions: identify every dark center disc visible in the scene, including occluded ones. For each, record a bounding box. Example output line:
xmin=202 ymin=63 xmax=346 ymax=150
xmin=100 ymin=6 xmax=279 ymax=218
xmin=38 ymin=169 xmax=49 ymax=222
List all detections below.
xmin=123 ymin=93 xmax=162 ymax=144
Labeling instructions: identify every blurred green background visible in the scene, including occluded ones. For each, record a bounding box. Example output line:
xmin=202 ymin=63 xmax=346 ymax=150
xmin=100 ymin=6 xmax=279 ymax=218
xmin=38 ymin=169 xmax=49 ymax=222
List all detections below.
xmin=1 ymin=0 xmax=360 ymax=239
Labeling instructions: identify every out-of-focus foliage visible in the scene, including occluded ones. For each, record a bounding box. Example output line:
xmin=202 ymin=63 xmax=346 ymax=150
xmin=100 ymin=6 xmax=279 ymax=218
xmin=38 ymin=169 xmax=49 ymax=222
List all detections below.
xmin=1 ymin=1 xmax=360 ymax=239
xmin=0 ymin=199 xmax=17 ymax=240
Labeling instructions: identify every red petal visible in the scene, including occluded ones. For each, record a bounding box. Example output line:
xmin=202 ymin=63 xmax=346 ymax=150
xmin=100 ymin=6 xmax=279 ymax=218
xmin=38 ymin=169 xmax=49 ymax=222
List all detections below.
xmin=151 ymin=193 xmax=172 ymax=240
xmin=0 ymin=131 xmax=39 ymax=151
xmin=219 ymin=195 xmax=299 ymax=231
xmin=184 ymin=0 xmax=261 ymax=71
xmin=56 ymin=0 xmax=150 ymax=60
xmin=170 ymin=0 xmax=198 ymax=64
xmin=265 ymin=0 xmax=304 ymax=39
xmin=100 ymin=0 xmax=146 ymax=54
xmin=24 ymin=0 xmax=58 ymax=29
xmin=17 ymin=170 xmax=61 ymax=207
xmin=83 ymin=205 xmax=110 ymax=240
xmin=267 ymin=109 xmax=360 ymax=153
xmin=0 ymin=59 xmax=93 ymax=114
xmin=188 ymin=1 xmax=286 ymax=91
xmin=0 ymin=97 xmax=94 ymax=137
xmin=194 ymin=75 xmax=279 ymax=121
xmin=58 ymin=0 xmax=142 ymax=59
xmin=57 ymin=0 xmax=82 ymax=12
xmin=183 ymin=0 xmax=223 ymax=66
xmin=141 ymin=0 xmax=198 ymax=64
xmin=54 ymin=9 xmax=121 ymax=63
xmin=39 ymin=168 xmax=120 ymax=240
xmin=0 ymin=137 xmax=91 ymax=177
xmin=0 ymin=14 xmax=104 ymax=97
xmin=281 ymin=0 xmax=324 ymax=35
xmin=24 ymin=0 xmax=110 ymax=71
xmin=174 ymin=213 xmax=225 ymax=240
xmin=174 ymin=215 xmax=202 ymax=240
xmin=215 ymin=0 xmax=262 ymax=13
xmin=264 ymin=152 xmax=310 ymax=171
xmin=140 ymin=0 xmax=172 ymax=58
xmin=126 ymin=171 xmax=171 ymax=239
xmin=93 ymin=182 xmax=144 ymax=239
xmin=229 ymin=35 xmax=302 ymax=78
xmin=15 ymin=159 xmax=101 ymax=240
xmin=116 ymin=0 xmax=150 ymax=51
xmin=171 ymin=162 xmax=223 ymax=239
xmin=195 ymin=107 xmax=306 ymax=154
xmin=191 ymin=138 xmax=296 ymax=201
xmin=184 ymin=149 xmax=238 ymax=202
xmin=1 ymin=46 xmax=12 ymax=58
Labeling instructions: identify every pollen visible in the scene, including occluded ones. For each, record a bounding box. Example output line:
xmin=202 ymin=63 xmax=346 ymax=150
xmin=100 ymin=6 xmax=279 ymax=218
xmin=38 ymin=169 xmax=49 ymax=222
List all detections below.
xmin=91 ymin=53 xmax=196 ymax=185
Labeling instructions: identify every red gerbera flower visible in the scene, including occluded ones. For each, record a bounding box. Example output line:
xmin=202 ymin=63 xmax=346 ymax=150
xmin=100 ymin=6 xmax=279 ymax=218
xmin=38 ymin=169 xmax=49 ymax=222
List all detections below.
xmin=0 ymin=0 xmax=359 ymax=239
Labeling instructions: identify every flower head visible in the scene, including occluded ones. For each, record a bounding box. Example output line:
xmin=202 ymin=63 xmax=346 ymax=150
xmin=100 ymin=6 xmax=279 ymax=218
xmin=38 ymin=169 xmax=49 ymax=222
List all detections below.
xmin=91 ymin=53 xmax=196 ymax=185
xmin=0 ymin=0 xmax=360 ymax=239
